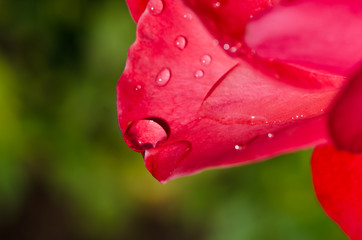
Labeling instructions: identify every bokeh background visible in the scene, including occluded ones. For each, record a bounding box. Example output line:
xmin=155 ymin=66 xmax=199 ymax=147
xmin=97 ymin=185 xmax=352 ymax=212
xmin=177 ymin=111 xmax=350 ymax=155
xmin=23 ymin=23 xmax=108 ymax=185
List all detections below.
xmin=0 ymin=0 xmax=348 ymax=239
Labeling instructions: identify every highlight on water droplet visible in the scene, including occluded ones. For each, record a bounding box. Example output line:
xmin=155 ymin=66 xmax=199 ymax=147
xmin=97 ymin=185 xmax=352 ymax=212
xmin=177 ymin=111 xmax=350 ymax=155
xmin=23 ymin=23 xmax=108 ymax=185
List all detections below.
xmin=223 ymin=44 xmax=230 ymax=50
xmin=183 ymin=13 xmax=192 ymax=20
xmin=194 ymin=70 xmax=204 ymax=79
xmin=175 ymin=35 xmax=187 ymax=50
xmin=248 ymin=115 xmax=268 ymax=125
xmin=267 ymin=133 xmax=274 ymax=138
xmin=234 ymin=144 xmax=245 ymax=150
xmin=135 ymin=85 xmax=142 ymax=91
xmin=148 ymin=0 xmax=164 ymax=16
xmin=200 ymin=55 xmax=212 ymax=66
xmin=213 ymin=1 xmax=221 ymax=8
xmin=124 ymin=118 xmax=170 ymax=151
xmin=156 ymin=67 xmax=171 ymax=86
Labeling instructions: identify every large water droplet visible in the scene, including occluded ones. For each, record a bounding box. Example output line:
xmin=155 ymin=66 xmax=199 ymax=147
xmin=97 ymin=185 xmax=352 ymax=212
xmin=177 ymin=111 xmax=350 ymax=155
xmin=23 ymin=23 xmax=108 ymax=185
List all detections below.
xmin=124 ymin=119 xmax=169 ymax=151
xmin=175 ymin=36 xmax=187 ymax=50
xmin=200 ymin=55 xmax=212 ymax=66
xmin=194 ymin=70 xmax=204 ymax=79
xmin=148 ymin=0 xmax=164 ymax=16
xmin=156 ymin=68 xmax=171 ymax=86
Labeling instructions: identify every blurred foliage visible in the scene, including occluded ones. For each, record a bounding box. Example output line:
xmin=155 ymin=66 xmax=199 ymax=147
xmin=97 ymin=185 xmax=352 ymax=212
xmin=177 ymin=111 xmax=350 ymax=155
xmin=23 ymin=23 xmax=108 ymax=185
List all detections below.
xmin=0 ymin=0 xmax=348 ymax=239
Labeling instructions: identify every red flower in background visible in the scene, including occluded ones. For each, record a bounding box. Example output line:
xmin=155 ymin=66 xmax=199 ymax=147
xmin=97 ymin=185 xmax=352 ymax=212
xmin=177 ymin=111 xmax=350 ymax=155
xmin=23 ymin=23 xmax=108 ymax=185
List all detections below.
xmin=118 ymin=0 xmax=362 ymax=238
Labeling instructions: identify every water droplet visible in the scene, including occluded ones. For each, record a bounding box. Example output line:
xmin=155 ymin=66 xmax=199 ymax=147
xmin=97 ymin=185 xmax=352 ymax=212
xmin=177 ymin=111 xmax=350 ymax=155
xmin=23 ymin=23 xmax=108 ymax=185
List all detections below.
xmin=230 ymin=46 xmax=237 ymax=53
xmin=183 ymin=13 xmax=192 ymax=20
xmin=124 ymin=119 xmax=169 ymax=151
xmin=156 ymin=68 xmax=171 ymax=86
xmin=248 ymin=115 xmax=268 ymax=125
xmin=213 ymin=39 xmax=219 ymax=46
xmin=213 ymin=1 xmax=221 ymax=8
xmin=249 ymin=14 xmax=254 ymax=19
xmin=194 ymin=70 xmax=204 ymax=78
xmin=175 ymin=35 xmax=187 ymax=50
xmin=223 ymin=44 xmax=230 ymax=50
xmin=268 ymin=133 xmax=274 ymax=138
xmin=200 ymin=55 xmax=212 ymax=66
xmin=148 ymin=0 xmax=164 ymax=16
xmin=235 ymin=144 xmax=245 ymax=150
xmin=135 ymin=85 xmax=142 ymax=91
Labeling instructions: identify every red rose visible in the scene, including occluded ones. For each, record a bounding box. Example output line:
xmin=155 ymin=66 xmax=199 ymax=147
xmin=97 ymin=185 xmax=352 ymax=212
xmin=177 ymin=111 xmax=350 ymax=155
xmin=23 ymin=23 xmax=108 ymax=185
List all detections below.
xmin=118 ymin=0 xmax=362 ymax=238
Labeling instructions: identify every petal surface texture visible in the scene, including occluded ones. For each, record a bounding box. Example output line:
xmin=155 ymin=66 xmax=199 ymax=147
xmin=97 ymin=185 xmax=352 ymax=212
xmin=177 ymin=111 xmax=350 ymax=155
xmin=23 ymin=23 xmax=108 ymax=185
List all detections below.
xmin=312 ymin=145 xmax=362 ymax=240
xmin=329 ymin=66 xmax=362 ymax=152
xmin=118 ymin=0 xmax=343 ymax=183
xmin=245 ymin=0 xmax=362 ymax=75
xmin=126 ymin=0 xmax=149 ymax=22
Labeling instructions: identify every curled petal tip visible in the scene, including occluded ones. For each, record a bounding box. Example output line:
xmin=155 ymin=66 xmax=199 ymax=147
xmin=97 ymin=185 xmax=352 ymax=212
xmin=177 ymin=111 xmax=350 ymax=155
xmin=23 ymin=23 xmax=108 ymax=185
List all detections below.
xmin=144 ymin=141 xmax=192 ymax=183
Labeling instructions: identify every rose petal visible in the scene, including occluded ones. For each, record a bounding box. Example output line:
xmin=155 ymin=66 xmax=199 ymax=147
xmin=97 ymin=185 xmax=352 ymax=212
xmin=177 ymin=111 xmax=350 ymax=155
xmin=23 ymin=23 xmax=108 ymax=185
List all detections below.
xmin=246 ymin=0 xmax=362 ymax=75
xmin=182 ymin=0 xmax=280 ymax=50
xmin=126 ymin=0 xmax=149 ymax=22
xmin=312 ymin=145 xmax=362 ymax=239
xmin=329 ymin=66 xmax=362 ymax=152
xmin=118 ymin=0 xmax=340 ymax=182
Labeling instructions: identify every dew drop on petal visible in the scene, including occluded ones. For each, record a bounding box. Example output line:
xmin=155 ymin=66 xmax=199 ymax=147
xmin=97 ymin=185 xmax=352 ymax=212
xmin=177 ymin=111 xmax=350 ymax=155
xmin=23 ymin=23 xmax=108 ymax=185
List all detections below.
xmin=268 ymin=133 xmax=274 ymax=138
xmin=235 ymin=144 xmax=245 ymax=150
xmin=230 ymin=46 xmax=237 ymax=53
xmin=183 ymin=13 xmax=192 ymax=20
xmin=175 ymin=35 xmax=187 ymax=50
xmin=124 ymin=119 xmax=169 ymax=151
xmin=148 ymin=0 xmax=164 ymax=16
xmin=212 ymin=1 xmax=221 ymax=8
xmin=248 ymin=115 xmax=268 ymax=125
xmin=194 ymin=70 xmax=204 ymax=79
xmin=156 ymin=68 xmax=171 ymax=86
xmin=213 ymin=39 xmax=219 ymax=46
xmin=223 ymin=44 xmax=230 ymax=50
xmin=135 ymin=85 xmax=142 ymax=91
xmin=200 ymin=55 xmax=212 ymax=66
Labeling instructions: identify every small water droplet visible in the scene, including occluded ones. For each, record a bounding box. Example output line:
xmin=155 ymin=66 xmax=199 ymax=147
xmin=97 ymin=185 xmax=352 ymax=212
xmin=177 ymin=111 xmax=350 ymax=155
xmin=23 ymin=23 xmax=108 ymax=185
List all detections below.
xmin=248 ymin=115 xmax=268 ymax=125
xmin=268 ymin=133 xmax=274 ymax=138
xmin=249 ymin=14 xmax=254 ymax=19
xmin=223 ymin=44 xmax=230 ymax=50
xmin=183 ymin=13 xmax=192 ymax=20
xmin=235 ymin=144 xmax=245 ymax=150
xmin=194 ymin=70 xmax=204 ymax=78
xmin=230 ymin=46 xmax=237 ymax=53
xmin=135 ymin=85 xmax=142 ymax=91
xmin=156 ymin=68 xmax=171 ymax=86
xmin=200 ymin=55 xmax=212 ymax=66
xmin=148 ymin=0 xmax=164 ymax=15
xmin=175 ymin=35 xmax=187 ymax=50
xmin=213 ymin=39 xmax=219 ymax=46
xmin=213 ymin=1 xmax=221 ymax=8
xmin=124 ymin=119 xmax=169 ymax=151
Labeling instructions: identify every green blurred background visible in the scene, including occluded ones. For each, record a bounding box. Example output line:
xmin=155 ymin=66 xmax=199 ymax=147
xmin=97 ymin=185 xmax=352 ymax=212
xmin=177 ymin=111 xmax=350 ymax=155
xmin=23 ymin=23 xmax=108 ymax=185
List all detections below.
xmin=0 ymin=0 xmax=348 ymax=239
